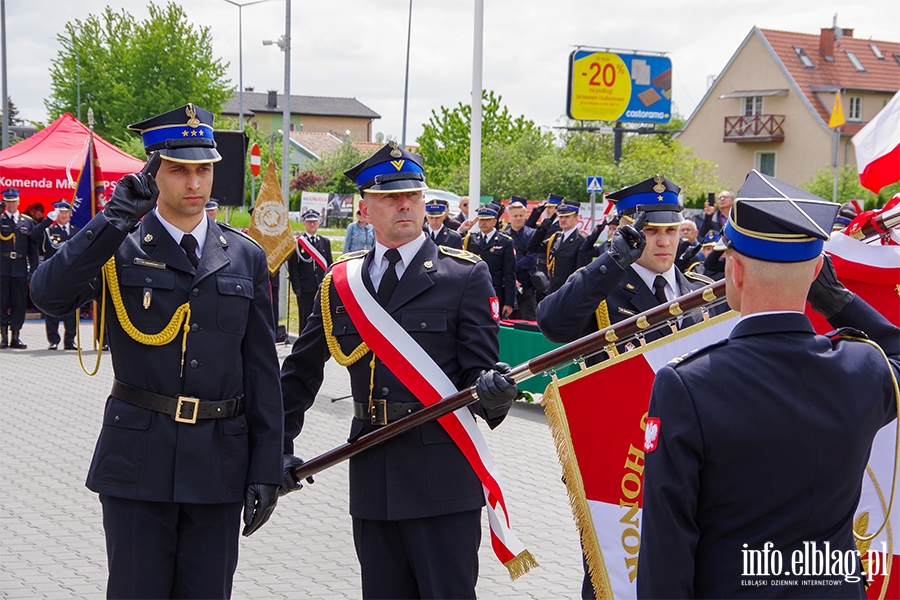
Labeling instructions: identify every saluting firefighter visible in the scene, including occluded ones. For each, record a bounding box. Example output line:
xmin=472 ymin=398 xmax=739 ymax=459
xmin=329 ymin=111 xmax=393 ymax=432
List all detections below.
xmin=462 ymin=202 xmax=517 ymax=319
xmin=29 ymin=200 xmax=81 ymax=349
xmin=30 ymin=104 xmax=284 ymax=599
xmin=287 ymin=209 xmax=333 ymax=331
xmin=0 ymin=187 xmax=39 ymax=349
xmin=536 ymin=175 xmax=721 ymax=598
xmin=527 ymin=199 xmax=599 ymax=294
xmin=503 ymin=196 xmax=539 ymax=320
xmin=279 ymin=141 xmax=521 ymax=599
xmin=423 ymin=198 xmax=463 ymax=249
xmin=638 ymin=171 xmax=900 ymax=598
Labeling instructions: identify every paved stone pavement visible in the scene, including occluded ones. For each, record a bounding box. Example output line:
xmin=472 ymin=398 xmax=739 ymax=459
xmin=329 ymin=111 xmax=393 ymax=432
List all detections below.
xmin=2 ymin=320 xmax=584 ymax=599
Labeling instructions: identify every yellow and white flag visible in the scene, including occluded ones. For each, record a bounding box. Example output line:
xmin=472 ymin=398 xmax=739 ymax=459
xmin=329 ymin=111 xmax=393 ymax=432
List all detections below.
xmin=248 ymin=159 xmax=296 ymax=275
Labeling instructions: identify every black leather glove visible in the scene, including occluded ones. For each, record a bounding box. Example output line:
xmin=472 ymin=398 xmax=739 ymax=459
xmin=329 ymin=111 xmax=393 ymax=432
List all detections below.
xmin=585 ymin=220 xmax=606 ymax=246
xmin=475 ymin=362 xmax=517 ymax=414
xmin=679 ymin=242 xmax=702 ymax=265
xmin=607 ymin=212 xmax=647 ymax=269
xmin=279 ymin=454 xmax=315 ymax=497
xmin=241 ymin=483 xmax=278 ymax=537
xmin=807 ymin=254 xmax=853 ymax=319
xmin=104 ymin=152 xmax=161 ymax=232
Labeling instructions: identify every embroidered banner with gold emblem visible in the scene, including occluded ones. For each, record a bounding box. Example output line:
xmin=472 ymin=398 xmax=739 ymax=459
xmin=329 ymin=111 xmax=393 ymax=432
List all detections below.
xmin=248 ymin=159 xmax=296 ymax=275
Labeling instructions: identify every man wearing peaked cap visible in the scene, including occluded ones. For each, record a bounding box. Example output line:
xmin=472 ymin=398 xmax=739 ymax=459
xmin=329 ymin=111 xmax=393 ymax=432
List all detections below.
xmin=462 ymin=202 xmax=517 ymax=318
xmin=527 ymin=199 xmax=601 ymax=295
xmin=287 ymin=208 xmax=333 ymax=329
xmin=0 ymin=187 xmax=39 ymax=349
xmin=31 ymin=104 xmax=284 ymax=598
xmin=423 ymin=198 xmax=463 ymax=249
xmin=280 ymin=141 xmax=521 ymax=598
xmin=503 ymin=196 xmax=540 ymax=320
xmin=29 ymin=200 xmax=81 ymax=349
xmin=637 ymin=171 xmax=900 ymax=598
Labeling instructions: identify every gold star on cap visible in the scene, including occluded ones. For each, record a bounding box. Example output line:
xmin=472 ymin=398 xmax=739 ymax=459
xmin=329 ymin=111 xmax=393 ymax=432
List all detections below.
xmin=182 ymin=130 xmax=189 ymax=137
xmin=144 ymin=233 xmax=154 ymax=243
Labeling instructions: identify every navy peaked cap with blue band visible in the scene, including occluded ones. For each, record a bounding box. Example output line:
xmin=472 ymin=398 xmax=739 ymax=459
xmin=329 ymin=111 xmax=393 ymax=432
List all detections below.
xmin=547 ymin=194 xmax=564 ymax=205
xmin=425 ymin=199 xmax=449 ymax=215
xmin=701 ymin=230 xmax=720 ymax=246
xmin=477 ymin=202 xmax=503 ymax=219
xmin=128 ymin=104 xmax=221 ymax=163
xmin=302 ymin=210 xmax=320 ymax=221
xmin=557 ymin=200 xmax=581 ymax=215
xmin=3 ymin=188 xmax=20 ymax=200
xmin=344 ymin=141 xmax=427 ymax=193
xmin=715 ymin=170 xmax=840 ymax=262
xmin=205 ymin=199 xmax=219 ymax=210
xmin=53 ymin=200 xmax=72 ymax=210
xmin=607 ymin=174 xmax=683 ymax=226
xmin=508 ymin=196 xmax=528 ymax=209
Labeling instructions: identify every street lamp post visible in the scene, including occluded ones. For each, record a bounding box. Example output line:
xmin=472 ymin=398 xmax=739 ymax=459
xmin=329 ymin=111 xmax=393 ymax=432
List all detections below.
xmin=263 ymin=0 xmax=291 ymax=209
xmin=401 ymin=0 xmax=412 ymax=147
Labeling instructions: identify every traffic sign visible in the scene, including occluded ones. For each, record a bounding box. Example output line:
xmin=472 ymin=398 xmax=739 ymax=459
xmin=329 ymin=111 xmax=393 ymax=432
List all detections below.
xmin=586 ymin=176 xmax=603 ymax=193
xmin=249 ymin=143 xmax=261 ymax=177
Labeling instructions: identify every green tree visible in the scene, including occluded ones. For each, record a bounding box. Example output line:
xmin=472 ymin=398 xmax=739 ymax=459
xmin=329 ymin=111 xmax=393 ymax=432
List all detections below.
xmin=801 ymin=165 xmax=900 ymax=210
xmin=46 ymin=2 xmax=231 ymax=141
xmin=2 ymin=97 xmax=21 ymax=126
xmin=416 ymin=90 xmax=544 ymax=190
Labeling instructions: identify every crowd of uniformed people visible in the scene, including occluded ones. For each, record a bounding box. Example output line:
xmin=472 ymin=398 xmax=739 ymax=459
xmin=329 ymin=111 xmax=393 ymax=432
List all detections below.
xmin=4 ymin=98 xmax=897 ymax=600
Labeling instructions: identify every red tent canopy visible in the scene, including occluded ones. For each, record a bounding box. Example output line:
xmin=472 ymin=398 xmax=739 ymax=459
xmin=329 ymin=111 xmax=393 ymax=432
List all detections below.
xmin=0 ymin=113 xmax=145 ymax=212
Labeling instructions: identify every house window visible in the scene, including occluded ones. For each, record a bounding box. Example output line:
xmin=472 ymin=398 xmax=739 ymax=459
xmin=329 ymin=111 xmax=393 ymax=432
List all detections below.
xmin=743 ymin=96 xmax=763 ymax=117
xmin=870 ymin=44 xmax=884 ymax=59
xmin=755 ymin=152 xmax=776 ymax=177
xmin=845 ymin=51 xmax=866 ymax=72
xmin=848 ymin=96 xmax=862 ymax=121
xmin=289 ymin=123 xmax=296 ymax=132
xmin=793 ymin=46 xmax=814 ymax=68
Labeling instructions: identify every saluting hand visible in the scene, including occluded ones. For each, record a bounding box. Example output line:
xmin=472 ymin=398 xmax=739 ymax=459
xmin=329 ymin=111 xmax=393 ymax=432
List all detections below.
xmin=104 ymin=152 xmax=161 ymax=232
xmin=608 ymin=212 xmax=647 ymax=269
xmin=807 ymin=254 xmax=853 ymax=319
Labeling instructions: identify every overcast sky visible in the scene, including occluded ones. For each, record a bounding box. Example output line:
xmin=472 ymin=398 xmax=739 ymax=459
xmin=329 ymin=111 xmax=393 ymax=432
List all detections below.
xmin=4 ymin=0 xmax=898 ymax=143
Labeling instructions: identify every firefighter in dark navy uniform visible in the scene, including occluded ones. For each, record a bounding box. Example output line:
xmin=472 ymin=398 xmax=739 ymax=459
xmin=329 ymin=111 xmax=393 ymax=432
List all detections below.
xmin=637 ymin=171 xmax=899 ymax=598
xmin=536 ymin=176 xmax=719 ymax=599
xmin=0 ymin=188 xmax=39 ymax=349
xmin=30 ymin=200 xmax=81 ymax=349
xmin=503 ymin=196 xmax=539 ymax=320
xmin=279 ymin=142 xmax=519 ymax=599
xmin=423 ymin=198 xmax=463 ymax=249
xmin=462 ymin=202 xmax=517 ymax=318
xmin=30 ymin=103 xmax=284 ymax=599
xmin=527 ymin=199 xmax=599 ymax=294
xmin=287 ymin=209 xmax=333 ymax=330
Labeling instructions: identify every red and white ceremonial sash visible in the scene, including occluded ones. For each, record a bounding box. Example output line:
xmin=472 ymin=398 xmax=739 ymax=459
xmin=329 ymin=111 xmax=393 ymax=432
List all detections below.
xmin=297 ymin=235 xmax=328 ymax=272
xmin=330 ymin=257 xmax=537 ymax=579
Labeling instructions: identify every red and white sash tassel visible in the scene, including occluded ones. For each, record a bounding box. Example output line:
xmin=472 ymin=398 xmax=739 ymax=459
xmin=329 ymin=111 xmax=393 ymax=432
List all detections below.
xmin=333 ymin=258 xmax=537 ymax=579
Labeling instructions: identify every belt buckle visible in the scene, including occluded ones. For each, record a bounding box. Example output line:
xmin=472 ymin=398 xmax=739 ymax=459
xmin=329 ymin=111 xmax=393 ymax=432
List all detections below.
xmin=370 ymin=399 xmax=388 ymax=426
xmin=175 ymin=396 xmax=200 ymax=424
xmin=8 ymin=251 xmax=16 ymax=259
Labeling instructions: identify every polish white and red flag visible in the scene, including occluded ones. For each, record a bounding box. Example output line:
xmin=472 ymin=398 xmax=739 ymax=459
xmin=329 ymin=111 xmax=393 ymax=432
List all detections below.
xmin=852 ymin=90 xmax=900 ymax=193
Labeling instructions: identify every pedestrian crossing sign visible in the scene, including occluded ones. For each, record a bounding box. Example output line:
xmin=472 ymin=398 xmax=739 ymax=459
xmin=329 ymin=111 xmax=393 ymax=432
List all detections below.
xmin=586 ymin=176 xmax=603 ymax=193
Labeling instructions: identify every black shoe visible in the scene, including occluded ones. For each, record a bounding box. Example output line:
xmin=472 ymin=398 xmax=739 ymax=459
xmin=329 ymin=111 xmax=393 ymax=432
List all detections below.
xmin=10 ymin=338 xmax=27 ymax=350
xmin=0 ymin=339 xmax=7 ymax=349
xmin=48 ymin=343 xmax=58 ymax=350
xmin=101 ymin=344 xmax=109 ymax=351
xmin=64 ymin=343 xmax=77 ymax=350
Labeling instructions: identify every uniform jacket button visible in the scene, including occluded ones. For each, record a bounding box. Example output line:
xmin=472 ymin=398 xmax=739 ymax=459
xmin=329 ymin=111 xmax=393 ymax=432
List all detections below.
xmin=114 ymin=415 xmax=120 ymax=422
xmin=191 ymin=288 xmax=200 ymax=297
xmin=235 ymin=284 xmax=243 ymax=292
xmin=85 ymin=230 xmax=93 ymax=239
xmin=420 ymin=322 xmax=427 ymax=329
xmin=190 ymin=359 xmax=199 ymax=368
xmin=190 ymin=323 xmax=199 ymax=332
xmin=145 ymin=277 xmax=152 ymax=283
xmin=599 ymin=265 xmax=608 ymax=274
xmin=381 ymin=387 xmax=389 ymax=396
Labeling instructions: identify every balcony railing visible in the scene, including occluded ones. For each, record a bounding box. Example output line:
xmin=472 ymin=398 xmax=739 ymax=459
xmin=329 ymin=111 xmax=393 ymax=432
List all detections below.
xmin=723 ymin=115 xmax=785 ymax=143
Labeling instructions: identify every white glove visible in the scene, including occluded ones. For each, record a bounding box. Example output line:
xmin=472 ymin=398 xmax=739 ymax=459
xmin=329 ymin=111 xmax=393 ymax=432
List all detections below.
xmin=48 ymin=210 xmax=59 ymax=221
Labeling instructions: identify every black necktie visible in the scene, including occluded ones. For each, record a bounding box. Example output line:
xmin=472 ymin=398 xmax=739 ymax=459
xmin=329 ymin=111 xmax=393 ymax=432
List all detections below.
xmin=180 ymin=234 xmax=200 ymax=269
xmin=653 ymin=275 xmax=669 ymax=305
xmin=378 ymin=249 xmax=402 ymax=306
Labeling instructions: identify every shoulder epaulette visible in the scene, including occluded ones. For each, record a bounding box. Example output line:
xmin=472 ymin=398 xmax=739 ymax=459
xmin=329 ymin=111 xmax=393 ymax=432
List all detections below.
xmin=439 ymin=245 xmax=481 ymax=263
xmin=334 ymin=249 xmax=369 ymax=264
xmin=22 ymin=214 xmax=33 ymax=221
xmin=219 ymin=222 xmax=263 ymax=250
xmin=497 ymin=231 xmax=513 ymax=241
xmin=684 ymin=271 xmax=715 ymax=285
xmin=825 ymin=327 xmax=870 ymax=343
xmin=667 ymin=338 xmax=728 ymax=367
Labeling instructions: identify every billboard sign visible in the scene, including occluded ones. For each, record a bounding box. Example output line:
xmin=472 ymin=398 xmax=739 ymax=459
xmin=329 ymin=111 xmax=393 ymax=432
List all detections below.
xmin=567 ymin=51 xmax=672 ymax=124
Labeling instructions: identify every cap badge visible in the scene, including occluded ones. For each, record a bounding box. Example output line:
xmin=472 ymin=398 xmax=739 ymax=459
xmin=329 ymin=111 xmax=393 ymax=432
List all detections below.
xmin=390 ymin=160 xmax=405 ymax=171
xmin=653 ymin=174 xmax=666 ymax=194
xmin=389 ymin=140 xmax=402 ymax=158
xmin=185 ymin=104 xmax=201 ymax=128
xmin=143 ymin=233 xmax=154 ymax=243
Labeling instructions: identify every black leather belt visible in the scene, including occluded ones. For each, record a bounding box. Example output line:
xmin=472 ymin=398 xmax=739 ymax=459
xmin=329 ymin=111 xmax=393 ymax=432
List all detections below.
xmin=111 ymin=380 xmax=243 ymax=424
xmin=354 ymin=400 xmax=424 ymax=426
xmin=1 ymin=251 xmax=23 ymax=259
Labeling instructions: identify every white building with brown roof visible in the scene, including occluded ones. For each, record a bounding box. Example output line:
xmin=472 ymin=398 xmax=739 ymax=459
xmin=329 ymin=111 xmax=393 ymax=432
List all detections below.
xmin=677 ymin=24 xmax=900 ymax=189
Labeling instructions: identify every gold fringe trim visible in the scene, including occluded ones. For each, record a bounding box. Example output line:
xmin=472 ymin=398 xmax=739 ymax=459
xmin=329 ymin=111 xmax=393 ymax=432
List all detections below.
xmin=541 ymin=379 xmax=613 ymax=598
xmin=504 ymin=549 xmax=539 ymax=581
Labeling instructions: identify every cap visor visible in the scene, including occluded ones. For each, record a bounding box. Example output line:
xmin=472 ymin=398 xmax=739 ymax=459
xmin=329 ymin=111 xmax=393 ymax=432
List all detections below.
xmin=622 ymin=210 xmax=683 ymax=226
xmin=364 ymin=179 xmax=428 ymax=193
xmin=159 ymin=147 xmax=222 ymax=163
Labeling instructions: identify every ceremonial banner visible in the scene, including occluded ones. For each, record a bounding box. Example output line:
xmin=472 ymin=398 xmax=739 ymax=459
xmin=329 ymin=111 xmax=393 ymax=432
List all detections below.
xmin=852 ymin=90 xmax=900 ymax=193
xmin=70 ymin=133 xmax=104 ymax=228
xmin=542 ymin=312 xmax=738 ymax=599
xmin=248 ymin=159 xmax=296 ymax=275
